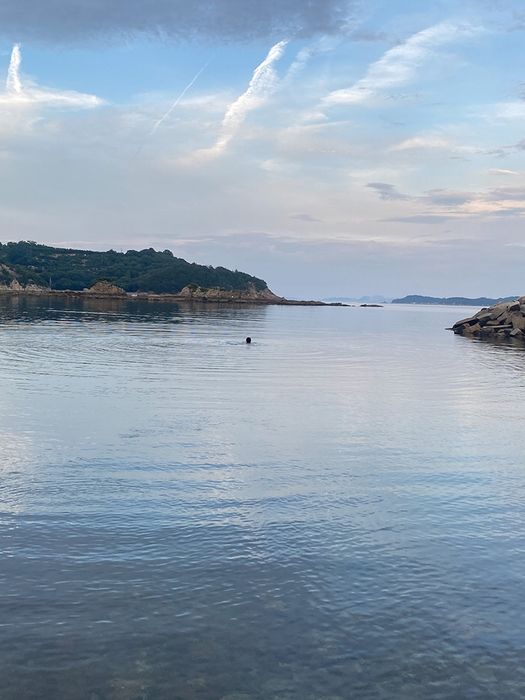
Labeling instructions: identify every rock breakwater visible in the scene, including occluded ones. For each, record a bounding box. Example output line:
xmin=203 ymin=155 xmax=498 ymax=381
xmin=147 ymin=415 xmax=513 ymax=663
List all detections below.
xmin=451 ymin=298 xmax=525 ymax=339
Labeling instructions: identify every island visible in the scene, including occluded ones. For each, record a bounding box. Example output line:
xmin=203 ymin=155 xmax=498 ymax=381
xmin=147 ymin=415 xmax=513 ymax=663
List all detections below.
xmin=0 ymin=241 xmax=344 ymax=306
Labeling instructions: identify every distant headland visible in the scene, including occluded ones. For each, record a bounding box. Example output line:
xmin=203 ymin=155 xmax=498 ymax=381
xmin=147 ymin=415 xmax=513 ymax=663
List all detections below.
xmin=0 ymin=241 xmax=342 ymax=306
xmin=391 ymin=294 xmax=519 ymax=306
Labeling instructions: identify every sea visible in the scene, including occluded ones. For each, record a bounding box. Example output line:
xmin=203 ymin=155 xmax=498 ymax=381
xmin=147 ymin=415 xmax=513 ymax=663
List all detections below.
xmin=1 ymin=296 xmax=525 ymax=700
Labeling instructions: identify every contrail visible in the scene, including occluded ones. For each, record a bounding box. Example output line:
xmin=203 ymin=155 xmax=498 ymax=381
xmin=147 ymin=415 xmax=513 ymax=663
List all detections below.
xmin=150 ymin=57 xmax=213 ymax=135
xmin=135 ymin=56 xmax=213 ymax=157
xmin=198 ymin=40 xmax=287 ymax=159
xmin=6 ymin=44 xmax=22 ymax=94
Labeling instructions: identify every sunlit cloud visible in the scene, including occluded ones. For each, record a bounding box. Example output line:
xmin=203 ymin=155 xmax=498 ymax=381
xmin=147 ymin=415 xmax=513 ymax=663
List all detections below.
xmin=489 ymin=169 xmax=520 ymax=175
xmin=367 ymin=181 xmax=525 ymax=220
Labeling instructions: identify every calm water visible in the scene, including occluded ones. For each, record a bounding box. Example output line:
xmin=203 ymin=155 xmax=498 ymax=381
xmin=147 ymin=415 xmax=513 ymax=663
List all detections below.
xmin=1 ymin=297 xmax=525 ymax=700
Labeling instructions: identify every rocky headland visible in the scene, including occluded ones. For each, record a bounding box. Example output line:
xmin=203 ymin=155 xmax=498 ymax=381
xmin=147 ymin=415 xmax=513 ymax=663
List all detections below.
xmin=451 ymin=298 xmax=525 ymax=339
xmin=0 ymin=280 xmax=345 ymax=306
xmin=0 ymin=242 xmax=350 ymax=306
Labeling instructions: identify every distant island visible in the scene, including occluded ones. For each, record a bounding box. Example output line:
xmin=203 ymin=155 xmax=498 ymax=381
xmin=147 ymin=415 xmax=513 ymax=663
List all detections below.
xmin=323 ymin=295 xmax=392 ymax=304
xmin=391 ymin=294 xmax=519 ymax=306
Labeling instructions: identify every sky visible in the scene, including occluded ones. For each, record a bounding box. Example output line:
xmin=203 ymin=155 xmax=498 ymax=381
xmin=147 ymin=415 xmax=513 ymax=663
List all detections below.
xmin=0 ymin=0 xmax=524 ymax=299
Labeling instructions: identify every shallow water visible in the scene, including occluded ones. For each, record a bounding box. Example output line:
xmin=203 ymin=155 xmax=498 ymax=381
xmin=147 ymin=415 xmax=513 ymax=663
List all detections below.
xmin=1 ymin=297 xmax=525 ymax=700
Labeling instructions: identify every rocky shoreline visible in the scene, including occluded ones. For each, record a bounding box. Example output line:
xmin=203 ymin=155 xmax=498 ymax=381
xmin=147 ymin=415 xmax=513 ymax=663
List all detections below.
xmin=0 ymin=280 xmax=347 ymax=307
xmin=451 ymin=297 xmax=525 ymax=339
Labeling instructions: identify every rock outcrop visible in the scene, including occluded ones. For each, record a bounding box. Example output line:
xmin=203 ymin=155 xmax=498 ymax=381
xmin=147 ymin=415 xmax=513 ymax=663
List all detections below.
xmin=176 ymin=285 xmax=285 ymax=303
xmin=0 ymin=279 xmax=48 ymax=294
xmin=451 ymin=298 xmax=525 ymax=339
xmin=85 ymin=281 xmax=127 ymax=296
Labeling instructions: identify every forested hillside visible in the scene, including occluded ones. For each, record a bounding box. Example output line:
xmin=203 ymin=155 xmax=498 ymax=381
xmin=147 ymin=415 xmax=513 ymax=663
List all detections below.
xmin=0 ymin=241 xmax=267 ymax=294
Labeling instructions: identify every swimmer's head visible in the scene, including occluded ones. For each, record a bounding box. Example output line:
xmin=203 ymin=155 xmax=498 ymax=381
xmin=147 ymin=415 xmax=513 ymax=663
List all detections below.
xmin=246 ymin=337 xmax=252 ymax=344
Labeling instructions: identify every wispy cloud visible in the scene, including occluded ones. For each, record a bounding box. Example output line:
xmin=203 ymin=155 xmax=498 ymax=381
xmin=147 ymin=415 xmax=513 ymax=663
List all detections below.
xmin=188 ymin=40 xmax=287 ymax=160
xmin=0 ymin=45 xmax=102 ymax=109
xmin=489 ymin=168 xmax=520 ymax=175
xmin=322 ymin=21 xmax=481 ymax=106
xmin=281 ymin=36 xmax=339 ymax=86
xmin=390 ymin=135 xmax=453 ymax=151
xmin=490 ymin=101 xmax=525 ymax=120
xmin=385 ymin=215 xmax=452 ymax=224
xmin=350 ymin=29 xmax=388 ymax=42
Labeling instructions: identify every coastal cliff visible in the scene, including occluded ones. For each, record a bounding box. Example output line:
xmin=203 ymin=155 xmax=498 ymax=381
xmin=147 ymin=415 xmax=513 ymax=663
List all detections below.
xmin=451 ymin=298 xmax=525 ymax=339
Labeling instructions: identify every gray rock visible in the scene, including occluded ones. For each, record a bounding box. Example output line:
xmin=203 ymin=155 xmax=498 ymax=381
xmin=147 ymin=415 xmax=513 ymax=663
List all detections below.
xmin=509 ymin=313 xmax=525 ymax=330
xmin=462 ymin=323 xmax=481 ymax=335
xmin=452 ymin=315 xmax=477 ymax=328
xmin=474 ymin=311 xmax=493 ymax=325
xmin=490 ymin=302 xmax=510 ymax=319
xmin=451 ymin=298 xmax=525 ymax=340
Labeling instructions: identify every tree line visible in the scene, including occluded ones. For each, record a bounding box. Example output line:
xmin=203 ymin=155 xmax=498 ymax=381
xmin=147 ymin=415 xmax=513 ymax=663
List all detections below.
xmin=0 ymin=241 xmax=268 ymax=294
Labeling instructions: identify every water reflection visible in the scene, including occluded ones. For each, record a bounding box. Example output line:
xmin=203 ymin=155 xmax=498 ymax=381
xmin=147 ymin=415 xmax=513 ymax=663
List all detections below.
xmin=0 ymin=295 xmax=270 ymax=326
xmin=0 ymin=300 xmax=525 ymax=700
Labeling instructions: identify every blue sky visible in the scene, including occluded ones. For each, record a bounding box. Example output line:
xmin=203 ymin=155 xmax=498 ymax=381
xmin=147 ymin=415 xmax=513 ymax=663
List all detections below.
xmin=0 ymin=0 xmax=524 ymax=299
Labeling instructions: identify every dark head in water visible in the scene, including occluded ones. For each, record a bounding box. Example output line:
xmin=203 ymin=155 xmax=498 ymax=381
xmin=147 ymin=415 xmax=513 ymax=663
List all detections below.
xmin=246 ymin=337 xmax=252 ymax=344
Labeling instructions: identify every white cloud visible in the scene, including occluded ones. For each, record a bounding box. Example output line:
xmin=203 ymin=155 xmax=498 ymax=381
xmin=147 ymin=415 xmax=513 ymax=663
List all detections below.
xmin=322 ymin=21 xmax=481 ymax=106
xmin=0 ymin=44 xmax=102 ymax=109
